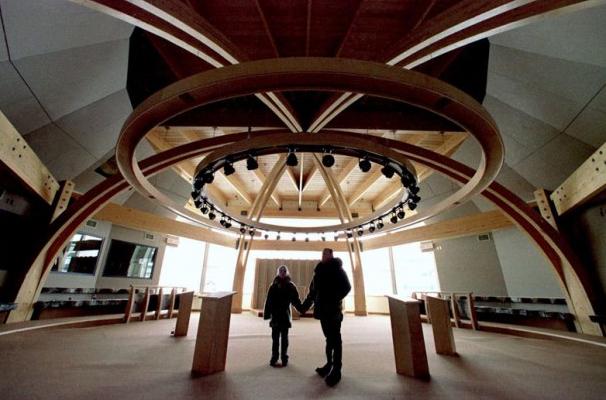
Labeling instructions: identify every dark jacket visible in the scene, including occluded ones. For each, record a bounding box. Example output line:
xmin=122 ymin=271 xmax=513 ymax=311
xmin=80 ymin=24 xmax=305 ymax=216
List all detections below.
xmin=302 ymin=257 xmax=351 ymax=320
xmin=263 ymin=276 xmax=303 ymax=329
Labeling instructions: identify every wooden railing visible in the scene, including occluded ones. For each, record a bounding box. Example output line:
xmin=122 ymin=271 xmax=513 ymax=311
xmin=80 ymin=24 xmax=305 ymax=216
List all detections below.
xmin=124 ymin=285 xmax=187 ymax=323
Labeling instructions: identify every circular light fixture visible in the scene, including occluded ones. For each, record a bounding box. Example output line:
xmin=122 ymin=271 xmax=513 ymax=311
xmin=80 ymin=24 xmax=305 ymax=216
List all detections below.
xmin=286 ymin=150 xmax=298 ymax=167
xmin=223 ymin=162 xmax=235 ymax=176
xmin=390 ymin=214 xmax=398 ymax=224
xmin=377 ymin=219 xmax=384 ymax=230
xmin=208 ymin=210 xmax=216 ymax=220
xmin=381 ymin=164 xmax=395 ymax=179
xmin=369 ymin=223 xmax=376 ymax=233
xmin=408 ymin=202 xmax=418 ymax=211
xmin=397 ymin=208 xmax=405 ymax=219
xmin=239 ymin=225 xmax=246 ymax=234
xmin=357 ymin=228 xmax=364 ymax=236
xmin=246 ymin=154 xmax=258 ymax=170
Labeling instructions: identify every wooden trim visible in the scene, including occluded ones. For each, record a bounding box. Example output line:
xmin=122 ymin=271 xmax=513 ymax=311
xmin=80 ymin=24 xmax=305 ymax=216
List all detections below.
xmin=50 ymin=180 xmax=75 ymax=222
xmin=534 ymin=188 xmax=559 ymax=230
xmin=550 ymin=141 xmax=606 ymax=215
xmin=0 ymin=111 xmax=60 ymax=205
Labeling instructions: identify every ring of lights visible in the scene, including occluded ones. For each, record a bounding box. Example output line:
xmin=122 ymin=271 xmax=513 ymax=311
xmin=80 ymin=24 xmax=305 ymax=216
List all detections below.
xmin=115 ymin=57 xmax=504 ymax=236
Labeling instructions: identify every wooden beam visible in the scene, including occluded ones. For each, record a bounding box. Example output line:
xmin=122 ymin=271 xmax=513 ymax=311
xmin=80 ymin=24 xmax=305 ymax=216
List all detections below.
xmin=50 ymin=180 xmax=75 ymax=222
xmin=284 ymin=166 xmax=300 ymax=192
xmin=298 ymin=153 xmax=305 ymax=210
xmin=364 ymin=209 xmax=514 ymax=250
xmin=372 ymin=133 xmax=467 ymax=210
xmin=0 ymin=110 xmax=60 ymax=205
xmin=318 ymin=158 xmax=358 ymax=207
xmin=302 ymin=163 xmax=319 ymax=193
xmin=252 ymin=168 xmax=281 ymax=207
xmin=550 ymin=141 xmax=606 ymax=215
xmin=217 ymin=172 xmax=252 ymax=206
xmin=534 ymin=188 xmax=558 ymax=231
xmin=348 ymin=167 xmax=386 ymax=207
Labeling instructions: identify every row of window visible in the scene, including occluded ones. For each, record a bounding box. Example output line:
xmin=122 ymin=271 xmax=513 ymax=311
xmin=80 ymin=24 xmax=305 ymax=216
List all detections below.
xmin=52 ymin=233 xmax=157 ymax=279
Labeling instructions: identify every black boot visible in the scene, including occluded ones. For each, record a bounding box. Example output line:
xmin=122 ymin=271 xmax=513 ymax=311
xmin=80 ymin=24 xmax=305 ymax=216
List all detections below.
xmin=281 ymin=355 xmax=289 ymax=367
xmin=315 ymin=363 xmax=332 ymax=377
xmin=270 ymin=356 xmax=278 ymax=367
xmin=325 ymin=367 xmax=341 ymax=387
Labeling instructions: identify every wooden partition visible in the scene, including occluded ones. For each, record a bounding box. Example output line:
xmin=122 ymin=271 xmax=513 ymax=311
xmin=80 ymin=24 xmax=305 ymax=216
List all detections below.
xmin=386 ymin=295 xmax=429 ymax=380
xmin=426 ymin=296 xmax=457 ymax=356
xmin=191 ymin=292 xmax=235 ymax=376
xmin=174 ymin=291 xmax=194 ymax=337
xmin=124 ymin=285 xmax=186 ymax=323
xmin=413 ymin=291 xmax=478 ymax=330
xmin=252 ymin=259 xmax=316 ymax=310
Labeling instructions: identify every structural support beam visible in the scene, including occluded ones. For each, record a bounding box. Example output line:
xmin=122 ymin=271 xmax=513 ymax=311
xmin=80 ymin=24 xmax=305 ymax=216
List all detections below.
xmin=252 ymin=168 xmax=281 ymax=207
xmin=0 ymin=111 xmax=60 ymax=205
xmin=50 ymin=181 xmax=75 ymax=222
xmin=318 ymin=158 xmax=358 ymax=207
xmin=534 ymin=188 xmax=559 ymax=231
xmin=550 ymin=141 xmax=606 ymax=216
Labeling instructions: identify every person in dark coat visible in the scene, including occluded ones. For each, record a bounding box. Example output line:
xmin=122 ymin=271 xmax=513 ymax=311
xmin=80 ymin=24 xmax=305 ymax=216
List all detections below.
xmin=301 ymin=248 xmax=351 ymax=386
xmin=263 ymin=265 xmax=303 ymax=367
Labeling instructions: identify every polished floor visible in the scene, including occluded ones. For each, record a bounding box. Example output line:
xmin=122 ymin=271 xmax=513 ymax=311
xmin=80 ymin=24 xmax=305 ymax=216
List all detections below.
xmin=0 ymin=313 xmax=605 ymax=399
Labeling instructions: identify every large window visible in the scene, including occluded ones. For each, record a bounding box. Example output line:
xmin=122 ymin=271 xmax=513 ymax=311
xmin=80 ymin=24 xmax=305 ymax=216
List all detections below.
xmin=392 ymin=242 xmax=439 ymax=296
xmin=103 ymin=239 xmax=157 ymax=279
xmin=51 ymin=233 xmax=103 ymax=275
xmin=361 ymin=248 xmax=392 ymax=295
xmin=159 ymin=237 xmax=206 ymax=291
xmin=203 ymin=244 xmax=237 ymax=292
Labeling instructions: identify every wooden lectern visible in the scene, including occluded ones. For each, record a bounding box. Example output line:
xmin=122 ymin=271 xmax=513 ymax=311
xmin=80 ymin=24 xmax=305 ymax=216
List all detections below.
xmin=191 ymin=291 xmax=235 ymax=377
xmin=425 ymin=296 xmax=457 ymax=356
xmin=386 ymin=295 xmax=429 ymax=380
xmin=173 ymin=291 xmax=194 ymax=337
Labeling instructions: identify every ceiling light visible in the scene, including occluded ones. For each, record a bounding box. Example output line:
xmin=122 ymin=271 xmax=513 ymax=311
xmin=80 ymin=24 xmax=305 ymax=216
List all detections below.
xmin=239 ymin=225 xmax=246 ymax=234
xmin=409 ymin=185 xmax=420 ymax=195
xmin=397 ymin=208 xmax=405 ymax=219
xmin=377 ymin=219 xmax=384 ymax=230
xmin=249 ymin=228 xmax=255 ymax=236
xmin=408 ymin=202 xmax=418 ymax=211
xmin=357 ymin=228 xmax=364 ymax=236
xmin=322 ymin=153 xmax=335 ymax=168
xmin=381 ymin=164 xmax=395 ymax=179
xmin=410 ymin=194 xmax=421 ymax=203
xmin=390 ymin=214 xmax=398 ymax=224
xmin=194 ymin=198 xmax=203 ymax=209
xmin=346 ymin=231 xmax=353 ymax=239
xmin=246 ymin=155 xmax=258 ymax=170
xmin=223 ymin=162 xmax=235 ymax=176
xmin=286 ymin=150 xmax=298 ymax=167
xmin=276 ymin=232 xmax=281 ymax=240
xmin=359 ymin=158 xmax=371 ymax=173
xmin=369 ymin=223 xmax=376 ymax=233
xmin=201 ymin=205 xmax=209 ymax=214
xmin=264 ymin=233 xmax=269 ymax=240
xmin=193 ymin=179 xmax=204 ymax=191
xmin=208 ymin=211 xmax=216 ymax=220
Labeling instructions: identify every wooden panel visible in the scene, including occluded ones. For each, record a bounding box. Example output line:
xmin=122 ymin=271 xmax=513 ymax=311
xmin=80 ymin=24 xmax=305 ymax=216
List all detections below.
xmin=426 ymin=296 xmax=457 ymax=356
xmin=192 ymin=292 xmax=235 ymax=376
xmin=140 ymin=287 xmax=151 ymax=321
xmin=534 ymin=188 xmax=558 ymax=230
xmin=0 ymin=111 xmax=60 ymax=205
xmin=50 ymin=181 xmax=75 ymax=222
xmin=174 ymin=291 xmax=194 ymax=337
xmin=167 ymin=288 xmax=177 ymax=319
xmin=550 ymin=142 xmax=606 ymax=215
xmin=155 ymin=288 xmax=164 ymax=320
xmin=386 ymin=296 xmax=429 ymax=379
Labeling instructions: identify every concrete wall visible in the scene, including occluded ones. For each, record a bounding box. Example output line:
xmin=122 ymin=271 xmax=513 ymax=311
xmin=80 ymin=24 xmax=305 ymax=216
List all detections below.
xmin=44 ymin=219 xmax=112 ymax=289
xmin=492 ymin=228 xmax=564 ymax=298
xmin=433 ymin=235 xmax=508 ymax=296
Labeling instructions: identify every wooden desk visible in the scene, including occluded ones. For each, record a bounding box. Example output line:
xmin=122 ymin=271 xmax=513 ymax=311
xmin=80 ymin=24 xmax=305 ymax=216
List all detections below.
xmin=386 ymin=295 xmax=429 ymax=380
xmin=191 ymin=291 xmax=235 ymax=376
xmin=426 ymin=296 xmax=457 ymax=356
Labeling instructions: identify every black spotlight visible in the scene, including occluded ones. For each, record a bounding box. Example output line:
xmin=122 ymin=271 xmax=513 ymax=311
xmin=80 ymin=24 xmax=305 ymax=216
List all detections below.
xmin=292 ymin=236 xmax=296 ymax=242
xmin=334 ymin=233 xmax=339 ymax=241
xmin=305 ymin=236 xmax=310 ymax=242
xmin=397 ymin=208 xmax=405 ymax=219
xmin=346 ymin=230 xmax=353 ymax=239
xmin=400 ymin=175 xmax=413 ymax=188
xmin=321 ymin=235 xmax=326 ymax=241
xmin=194 ymin=198 xmax=203 ymax=209
xmin=408 ymin=202 xmax=418 ymax=211
xmin=223 ymin=162 xmax=235 ymax=176
xmin=369 ymin=223 xmax=376 ymax=233
xmin=390 ymin=214 xmax=398 ymax=224
xmin=208 ymin=210 xmax=216 ymax=220
xmin=201 ymin=204 xmax=209 ymax=214
xmin=246 ymin=155 xmax=258 ymax=170
xmin=193 ymin=179 xmax=204 ymax=191
xmin=225 ymin=219 xmax=232 ymax=229
xmin=191 ymin=190 xmax=200 ymax=200
xmin=249 ymin=228 xmax=255 ymax=236
xmin=202 ymin=170 xmax=214 ymax=184
xmin=264 ymin=233 xmax=269 ymax=240
xmin=357 ymin=227 xmax=364 ymax=236
xmin=381 ymin=164 xmax=395 ymax=179
xmin=220 ymin=217 xmax=226 ymax=227
xmin=276 ymin=232 xmax=281 ymax=240
xmin=409 ymin=185 xmax=420 ymax=195
xmin=322 ymin=152 xmax=335 ymax=168
xmin=377 ymin=219 xmax=384 ymax=230
xmin=410 ymin=194 xmax=421 ymax=203
xmin=286 ymin=150 xmax=298 ymax=167
xmin=359 ymin=157 xmax=371 ymax=173
xmin=239 ymin=225 xmax=246 ymax=234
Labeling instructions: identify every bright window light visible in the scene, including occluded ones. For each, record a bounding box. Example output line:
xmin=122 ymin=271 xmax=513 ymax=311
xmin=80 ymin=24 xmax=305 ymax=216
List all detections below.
xmin=158 ymin=237 xmax=205 ymax=292
xmin=392 ymin=242 xmax=439 ymax=296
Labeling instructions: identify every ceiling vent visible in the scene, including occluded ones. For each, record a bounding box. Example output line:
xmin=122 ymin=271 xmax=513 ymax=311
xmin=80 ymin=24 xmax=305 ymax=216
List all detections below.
xmin=478 ymin=233 xmax=492 ymax=241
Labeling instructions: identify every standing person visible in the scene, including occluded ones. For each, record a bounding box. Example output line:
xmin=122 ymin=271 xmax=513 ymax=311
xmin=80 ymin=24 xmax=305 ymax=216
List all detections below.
xmin=263 ymin=265 xmax=303 ymax=367
xmin=301 ymin=248 xmax=351 ymax=386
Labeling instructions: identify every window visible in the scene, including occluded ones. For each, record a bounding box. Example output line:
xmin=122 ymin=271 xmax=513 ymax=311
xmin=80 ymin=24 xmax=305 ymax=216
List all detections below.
xmin=361 ymin=248 xmax=392 ymax=295
xmin=51 ymin=233 xmax=103 ymax=275
xmin=392 ymin=242 xmax=439 ymax=296
xmin=103 ymin=239 xmax=157 ymax=279
xmin=203 ymin=244 xmax=237 ymax=292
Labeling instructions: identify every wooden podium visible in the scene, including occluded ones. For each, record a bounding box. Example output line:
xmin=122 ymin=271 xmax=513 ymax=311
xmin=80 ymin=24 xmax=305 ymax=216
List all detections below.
xmin=173 ymin=291 xmax=194 ymax=337
xmin=386 ymin=295 xmax=429 ymax=380
xmin=426 ymin=295 xmax=457 ymax=356
xmin=191 ymin=291 xmax=235 ymax=377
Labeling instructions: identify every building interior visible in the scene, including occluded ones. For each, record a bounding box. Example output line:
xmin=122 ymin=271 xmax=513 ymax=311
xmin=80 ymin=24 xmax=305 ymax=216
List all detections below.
xmin=0 ymin=0 xmax=605 ymax=399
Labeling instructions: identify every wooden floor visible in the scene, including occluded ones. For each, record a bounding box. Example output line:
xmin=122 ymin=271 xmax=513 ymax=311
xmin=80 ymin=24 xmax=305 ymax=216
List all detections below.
xmin=0 ymin=313 xmax=605 ymax=399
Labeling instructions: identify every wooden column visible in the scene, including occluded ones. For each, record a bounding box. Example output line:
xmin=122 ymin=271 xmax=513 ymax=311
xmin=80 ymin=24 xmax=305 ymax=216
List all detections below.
xmin=386 ymin=295 xmax=429 ymax=380
xmin=167 ymin=288 xmax=177 ymax=319
xmin=155 ymin=288 xmax=164 ymax=320
xmin=192 ymin=292 xmax=235 ymax=376
xmin=426 ymin=296 xmax=457 ymax=356
xmin=388 ymin=245 xmax=398 ymax=295
xmin=466 ymin=293 xmax=478 ymax=330
xmin=124 ymin=286 xmax=135 ymax=323
xmin=140 ymin=287 xmax=150 ymax=321
xmin=174 ymin=291 xmax=194 ymax=337
xmin=450 ymin=294 xmax=461 ymax=328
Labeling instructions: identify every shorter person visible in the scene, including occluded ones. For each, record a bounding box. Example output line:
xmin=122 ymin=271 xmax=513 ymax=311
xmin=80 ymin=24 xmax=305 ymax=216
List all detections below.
xmin=263 ymin=265 xmax=303 ymax=367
